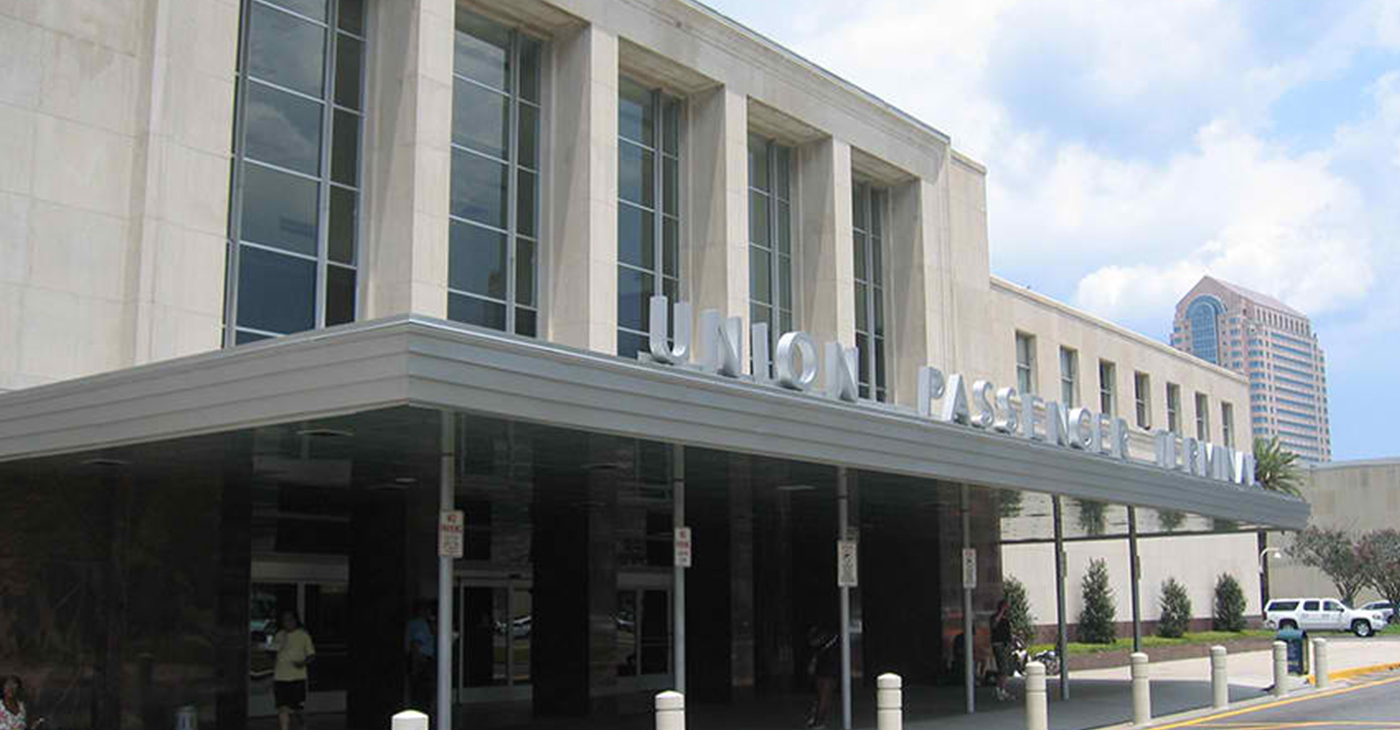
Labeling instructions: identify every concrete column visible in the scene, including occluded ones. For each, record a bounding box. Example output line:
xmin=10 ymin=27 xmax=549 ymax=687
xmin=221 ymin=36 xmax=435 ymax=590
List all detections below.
xmin=1271 ymin=641 xmax=1288 ymax=697
xmin=1210 ymin=646 xmax=1228 ymax=709
xmin=690 ymin=87 xmax=749 ymax=345
xmin=392 ymin=710 xmax=428 ymax=730
xmin=1312 ymin=638 xmax=1329 ymax=689
xmin=548 ymin=23 xmax=619 ymax=353
xmin=1130 ymin=652 xmax=1150 ymax=726
xmin=1024 ymin=662 xmax=1048 ymax=730
xmin=876 ymin=673 xmax=902 ymax=730
xmin=363 ymin=0 xmax=454 ymax=320
xmin=655 ymin=691 xmax=685 ymax=730
xmin=797 ymin=137 xmax=855 ymax=349
xmin=888 ymin=176 xmax=954 ymax=406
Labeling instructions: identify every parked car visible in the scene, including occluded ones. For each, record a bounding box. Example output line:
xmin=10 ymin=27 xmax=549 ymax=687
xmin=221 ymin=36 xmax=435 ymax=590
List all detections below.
xmin=1360 ymin=600 xmax=1396 ymax=624
xmin=1264 ymin=598 xmax=1387 ymax=637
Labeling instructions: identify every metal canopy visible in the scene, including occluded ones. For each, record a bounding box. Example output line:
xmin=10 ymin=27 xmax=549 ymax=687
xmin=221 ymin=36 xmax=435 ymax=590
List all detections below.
xmin=0 ymin=315 xmax=1309 ymax=529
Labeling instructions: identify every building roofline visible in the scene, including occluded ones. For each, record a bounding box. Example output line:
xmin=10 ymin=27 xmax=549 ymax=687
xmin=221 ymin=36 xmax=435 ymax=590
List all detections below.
xmin=1308 ymin=457 xmax=1400 ymax=470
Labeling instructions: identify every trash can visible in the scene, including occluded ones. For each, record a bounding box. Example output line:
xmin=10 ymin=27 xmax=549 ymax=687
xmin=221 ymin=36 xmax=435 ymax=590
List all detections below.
xmin=1275 ymin=628 xmax=1309 ymax=675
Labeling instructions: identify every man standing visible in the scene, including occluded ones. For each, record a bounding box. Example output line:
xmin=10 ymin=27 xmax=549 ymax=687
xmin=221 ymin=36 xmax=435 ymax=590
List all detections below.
xmin=405 ymin=601 xmax=436 ymax=712
xmin=272 ymin=611 xmax=316 ymax=730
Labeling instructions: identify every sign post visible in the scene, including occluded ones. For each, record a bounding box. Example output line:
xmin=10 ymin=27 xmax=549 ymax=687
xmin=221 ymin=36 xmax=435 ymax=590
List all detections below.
xmin=961 ymin=548 xmax=977 ymax=590
xmin=838 ymin=540 xmax=859 ymax=588
xmin=674 ymin=526 xmax=692 ymax=568
xmin=439 ymin=509 xmax=465 ymax=559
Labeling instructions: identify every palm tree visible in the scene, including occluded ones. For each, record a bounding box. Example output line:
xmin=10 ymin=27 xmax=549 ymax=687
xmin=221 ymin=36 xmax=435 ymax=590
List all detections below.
xmin=1255 ymin=436 xmax=1304 ymax=610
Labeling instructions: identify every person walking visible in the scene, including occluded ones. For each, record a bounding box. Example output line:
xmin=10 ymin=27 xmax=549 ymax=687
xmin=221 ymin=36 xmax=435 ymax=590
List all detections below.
xmin=805 ymin=627 xmax=839 ymax=729
xmin=271 ymin=611 xmax=316 ymax=730
xmin=991 ymin=598 xmax=1014 ymax=701
xmin=0 ymin=676 xmax=29 ymax=730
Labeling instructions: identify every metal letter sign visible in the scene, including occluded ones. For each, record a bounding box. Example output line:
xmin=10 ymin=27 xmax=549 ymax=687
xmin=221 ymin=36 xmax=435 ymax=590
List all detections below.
xmin=961 ymin=548 xmax=977 ymax=589
xmin=439 ymin=510 xmax=465 ymax=559
xmin=837 ymin=540 xmax=859 ymax=587
xmin=674 ymin=526 xmax=693 ymax=568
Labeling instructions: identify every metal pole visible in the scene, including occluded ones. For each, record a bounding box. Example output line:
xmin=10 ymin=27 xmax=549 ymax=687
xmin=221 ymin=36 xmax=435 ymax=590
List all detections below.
xmin=961 ymin=485 xmax=974 ymax=714
xmin=838 ymin=467 xmax=852 ymax=730
xmin=1128 ymin=506 xmax=1142 ymax=654
xmin=673 ymin=444 xmax=686 ymax=694
xmin=1052 ymin=496 xmax=1069 ymax=701
xmin=438 ymin=412 xmax=455 ymax=730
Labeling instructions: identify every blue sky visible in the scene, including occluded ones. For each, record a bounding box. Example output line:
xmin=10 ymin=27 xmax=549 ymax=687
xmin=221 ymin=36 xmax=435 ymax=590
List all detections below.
xmin=704 ymin=0 xmax=1400 ymax=461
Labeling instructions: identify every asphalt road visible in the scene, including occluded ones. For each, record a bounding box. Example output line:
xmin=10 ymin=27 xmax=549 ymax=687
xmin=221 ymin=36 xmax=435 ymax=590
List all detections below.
xmin=1168 ymin=670 xmax=1400 ymax=730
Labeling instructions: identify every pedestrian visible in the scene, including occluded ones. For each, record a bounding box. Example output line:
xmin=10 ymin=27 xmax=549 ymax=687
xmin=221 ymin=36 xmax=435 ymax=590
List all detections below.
xmin=991 ymin=598 xmax=1014 ymax=701
xmin=0 ymin=676 xmax=29 ymax=730
xmin=805 ymin=627 xmax=839 ymax=729
xmin=405 ymin=601 xmax=437 ymax=712
xmin=271 ymin=610 xmax=316 ymax=730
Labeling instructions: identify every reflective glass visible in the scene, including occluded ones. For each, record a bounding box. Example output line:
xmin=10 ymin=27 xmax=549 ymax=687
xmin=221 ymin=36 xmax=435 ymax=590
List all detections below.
xmin=235 ymin=329 xmax=273 ymax=345
xmin=750 ymin=247 xmax=771 ymax=304
xmin=618 ymin=78 xmax=654 ymax=147
xmin=334 ymin=35 xmax=363 ymax=110
xmin=749 ymin=192 xmax=769 ymax=247
xmin=663 ymin=158 xmax=678 ymax=216
xmin=872 ymin=238 xmax=883 ymax=285
xmin=618 ymin=142 xmax=655 ymax=208
xmin=244 ymin=81 xmax=322 ymax=175
xmin=875 ymin=337 xmax=887 ymax=388
xmin=618 ymin=330 xmax=647 ymax=361
xmin=328 ymin=186 xmax=356 ymax=264
xmin=749 ymin=136 xmax=769 ymax=191
xmin=775 ymin=146 xmax=790 ymax=199
xmin=617 ymin=203 xmax=655 ymax=270
xmin=855 ymin=283 xmax=868 ymax=331
xmin=663 ymin=100 xmax=680 ymax=156
xmin=455 ymin=13 xmax=511 ymax=90
xmin=776 ymin=201 xmax=791 ymax=255
xmin=852 ymin=185 xmax=866 ymax=230
xmin=237 ymin=245 xmax=316 ymax=334
xmin=451 ymin=150 xmax=508 ymax=228
xmin=516 ymin=238 xmax=535 ymax=306
xmin=249 ymin=3 xmax=326 ymax=97
xmin=750 ymin=303 xmax=771 ymax=331
xmin=617 ymin=266 xmax=655 ymax=332
xmin=778 ymin=254 xmax=792 ymax=309
xmin=515 ymin=308 xmax=537 ymax=337
xmin=779 ymin=310 xmax=792 ymax=335
xmin=871 ymin=191 xmax=883 ymax=236
xmin=856 ymin=333 xmax=870 ymax=385
xmin=453 ymin=79 xmax=509 ymax=159
xmin=240 ymin=163 xmax=319 ymax=256
xmin=449 ymin=220 xmax=508 ymax=299
xmin=449 ymin=293 xmax=507 ymax=330
xmin=874 ymin=292 xmax=885 ymax=337
xmin=326 ymin=263 xmax=355 ymax=325
xmin=662 ymin=218 xmax=678 ymax=277
xmin=266 ymin=0 xmax=326 ymax=22
xmin=330 ymin=109 xmax=359 ymax=186
xmin=337 ymin=0 xmax=363 ymax=34
xmin=519 ymin=38 xmax=541 ymax=103
xmin=518 ymin=104 xmax=538 ymax=168
xmin=853 ymin=234 xmax=867 ymax=281
xmin=517 ymin=169 xmax=537 ymax=238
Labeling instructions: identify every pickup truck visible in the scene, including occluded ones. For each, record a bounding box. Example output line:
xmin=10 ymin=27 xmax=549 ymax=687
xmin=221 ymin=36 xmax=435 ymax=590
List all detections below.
xmin=1264 ymin=598 xmax=1387 ymax=637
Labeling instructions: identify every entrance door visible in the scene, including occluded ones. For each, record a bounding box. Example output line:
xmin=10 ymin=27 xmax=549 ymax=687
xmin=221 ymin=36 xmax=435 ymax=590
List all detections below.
xmin=617 ymin=573 xmax=673 ymax=693
xmin=249 ymin=559 xmax=350 ymax=718
xmin=454 ymin=575 xmax=533 ymax=704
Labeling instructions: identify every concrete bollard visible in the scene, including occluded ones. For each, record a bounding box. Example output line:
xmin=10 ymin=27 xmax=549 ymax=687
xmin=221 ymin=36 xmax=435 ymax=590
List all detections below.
xmin=656 ymin=690 xmax=685 ymax=730
xmin=1312 ymin=638 xmax=1330 ymax=689
xmin=1130 ymin=652 xmax=1150 ymax=726
xmin=877 ymin=673 xmax=902 ymax=730
xmin=1025 ymin=661 xmax=1048 ymax=730
xmin=1272 ymin=641 xmax=1288 ymax=697
xmin=1210 ymin=645 xmax=1228 ymax=709
xmin=391 ymin=710 xmax=428 ymax=730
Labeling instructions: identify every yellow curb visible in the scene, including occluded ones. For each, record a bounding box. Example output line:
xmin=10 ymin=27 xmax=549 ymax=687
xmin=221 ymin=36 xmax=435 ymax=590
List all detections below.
xmin=1306 ymin=660 xmax=1400 ymax=685
xmin=1151 ymin=674 xmax=1400 ymax=729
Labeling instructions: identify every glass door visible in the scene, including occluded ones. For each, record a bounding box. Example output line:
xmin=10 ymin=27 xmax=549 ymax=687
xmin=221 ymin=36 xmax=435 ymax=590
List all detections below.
xmin=455 ymin=576 xmax=532 ymax=703
xmin=617 ymin=575 xmax=672 ymax=692
xmin=248 ymin=559 xmax=349 ymax=718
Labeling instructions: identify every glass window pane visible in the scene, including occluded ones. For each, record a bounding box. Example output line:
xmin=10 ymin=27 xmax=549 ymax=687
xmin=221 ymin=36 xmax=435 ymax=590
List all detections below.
xmin=517 ymin=169 xmax=537 ymax=238
xmin=749 ymin=192 xmax=769 ymax=247
xmin=235 ymin=329 xmax=273 ymax=345
xmin=872 ymin=239 xmax=883 ymax=285
xmin=663 ymin=158 xmax=678 ymax=216
xmin=267 ymin=0 xmax=326 ymax=21
xmin=617 ymin=266 xmax=655 ymax=332
xmin=618 ymin=78 xmax=654 ymax=147
xmin=749 ymin=137 xmax=769 ymax=191
xmin=775 ymin=145 xmax=790 ymax=199
xmin=618 ymin=330 xmax=647 ymax=361
xmin=750 ymin=247 xmax=771 ymax=304
xmin=874 ymin=290 xmax=885 ymax=337
xmin=326 ymin=264 xmax=355 ymax=325
xmin=519 ymin=38 xmax=541 ymax=103
xmin=237 ymin=245 xmax=316 ymax=334
xmin=337 ymin=0 xmax=363 ymax=34
xmin=518 ymin=104 xmax=539 ymax=169
xmin=455 ymin=12 xmax=511 ymax=90
xmin=750 ymin=303 xmax=771 ymax=330
xmin=779 ymin=310 xmax=792 ymax=335
xmin=448 ymin=293 xmax=506 ymax=330
xmin=451 ymin=150 xmax=508 ymax=228
xmin=663 ymin=99 xmax=680 ymax=156
xmin=855 ymin=283 xmax=868 ymax=332
xmin=449 ymin=220 xmax=508 ymax=299
xmin=776 ymin=201 xmax=791 ymax=255
xmin=249 ymin=4 xmax=326 ymax=97
xmin=334 ymin=34 xmax=363 ymax=110
xmin=853 ymin=234 xmax=867 ymax=282
xmin=516 ymin=238 xmax=535 ymax=306
xmin=663 ymin=278 xmax=679 ymax=333
xmin=617 ymin=203 xmax=655 ymax=270
xmin=240 ymin=163 xmax=319 ymax=256
xmin=453 ymin=78 xmax=509 ymax=159
xmin=328 ymin=186 xmax=356 ymax=264
xmin=778 ymin=254 xmax=792 ymax=310
xmin=330 ymin=109 xmax=359 ymax=186
xmin=662 ymin=218 xmax=678 ymax=277
xmin=875 ymin=337 xmax=887 ymax=389
xmin=618 ymin=142 xmax=655 ymax=208
xmin=244 ymin=81 xmax=323 ymax=175
xmin=515 ymin=307 xmax=537 ymax=337
xmin=852 ymin=185 xmax=865 ymax=230
xmin=855 ymin=332 xmax=870 ymax=385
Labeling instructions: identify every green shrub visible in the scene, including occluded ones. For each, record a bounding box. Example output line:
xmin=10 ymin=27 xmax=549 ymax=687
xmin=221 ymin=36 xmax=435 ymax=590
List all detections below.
xmin=1158 ymin=578 xmax=1193 ymax=638
xmin=1213 ymin=573 xmax=1247 ymax=632
xmin=1004 ymin=576 xmax=1036 ymax=644
xmin=1077 ymin=558 xmax=1117 ymax=644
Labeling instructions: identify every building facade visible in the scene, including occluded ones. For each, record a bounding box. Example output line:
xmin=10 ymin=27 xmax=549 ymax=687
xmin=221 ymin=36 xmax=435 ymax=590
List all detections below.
xmin=1171 ymin=277 xmax=1332 ymax=461
xmin=0 ymin=1 xmax=1305 ymax=729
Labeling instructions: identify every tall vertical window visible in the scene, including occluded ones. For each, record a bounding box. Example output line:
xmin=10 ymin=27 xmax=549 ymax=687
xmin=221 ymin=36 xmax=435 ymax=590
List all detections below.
xmin=1167 ymin=383 xmax=1181 ymax=434
xmin=226 ymin=0 xmax=365 ymax=345
xmin=853 ymin=182 xmax=887 ymax=401
xmin=1098 ymin=360 xmax=1117 ymax=416
xmin=1015 ymin=333 xmax=1036 ymax=395
xmin=1186 ymin=295 xmax=1225 ymax=364
xmin=1195 ymin=392 xmax=1210 ymax=441
xmin=449 ymin=12 xmax=542 ymax=336
xmin=1134 ymin=371 xmax=1151 ymax=429
xmin=1222 ymin=402 xmax=1235 ymax=448
xmin=617 ymin=78 xmax=682 ymax=360
xmin=748 ymin=134 xmax=794 ymax=361
xmin=1059 ymin=347 xmax=1078 ymax=407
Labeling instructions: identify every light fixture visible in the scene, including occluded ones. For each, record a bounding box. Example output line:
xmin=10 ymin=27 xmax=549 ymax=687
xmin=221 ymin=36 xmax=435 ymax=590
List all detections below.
xmin=82 ymin=457 xmax=130 ymax=467
xmin=296 ymin=428 xmax=354 ymax=438
xmin=776 ymin=484 xmax=817 ymax=492
xmin=393 ymin=476 xmax=418 ymax=485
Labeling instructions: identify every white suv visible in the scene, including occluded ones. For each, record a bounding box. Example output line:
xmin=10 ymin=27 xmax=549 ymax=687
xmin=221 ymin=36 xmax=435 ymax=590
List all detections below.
xmin=1264 ymin=598 xmax=1387 ymax=637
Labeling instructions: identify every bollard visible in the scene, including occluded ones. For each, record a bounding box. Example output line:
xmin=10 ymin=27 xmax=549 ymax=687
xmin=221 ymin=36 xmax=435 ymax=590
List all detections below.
xmin=1210 ymin=646 xmax=1228 ymax=709
xmin=877 ymin=673 xmax=902 ymax=730
xmin=1130 ymin=652 xmax=1150 ymax=726
xmin=656 ymin=690 xmax=685 ymax=730
xmin=391 ymin=710 xmax=429 ymax=730
xmin=1312 ymin=638 xmax=1329 ymax=689
xmin=1025 ymin=661 xmax=1048 ymax=730
xmin=1271 ymin=641 xmax=1288 ymax=697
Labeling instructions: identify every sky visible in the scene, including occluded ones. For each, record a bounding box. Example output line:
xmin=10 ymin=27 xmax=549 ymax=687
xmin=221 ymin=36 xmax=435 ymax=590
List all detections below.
xmin=703 ymin=0 xmax=1400 ymax=461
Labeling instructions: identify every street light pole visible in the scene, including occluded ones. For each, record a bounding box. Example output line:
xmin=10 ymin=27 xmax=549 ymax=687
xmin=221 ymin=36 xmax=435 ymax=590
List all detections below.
xmin=1259 ymin=546 xmax=1284 ymax=613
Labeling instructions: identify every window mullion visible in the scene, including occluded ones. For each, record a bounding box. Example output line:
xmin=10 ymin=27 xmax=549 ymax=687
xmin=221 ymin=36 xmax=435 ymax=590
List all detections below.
xmin=653 ymin=91 xmax=665 ymax=296
xmin=314 ymin=0 xmax=337 ymax=330
xmin=768 ymin=141 xmax=780 ymax=353
xmin=225 ymin=0 xmax=258 ymax=347
xmin=505 ymin=31 xmax=520 ymax=333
